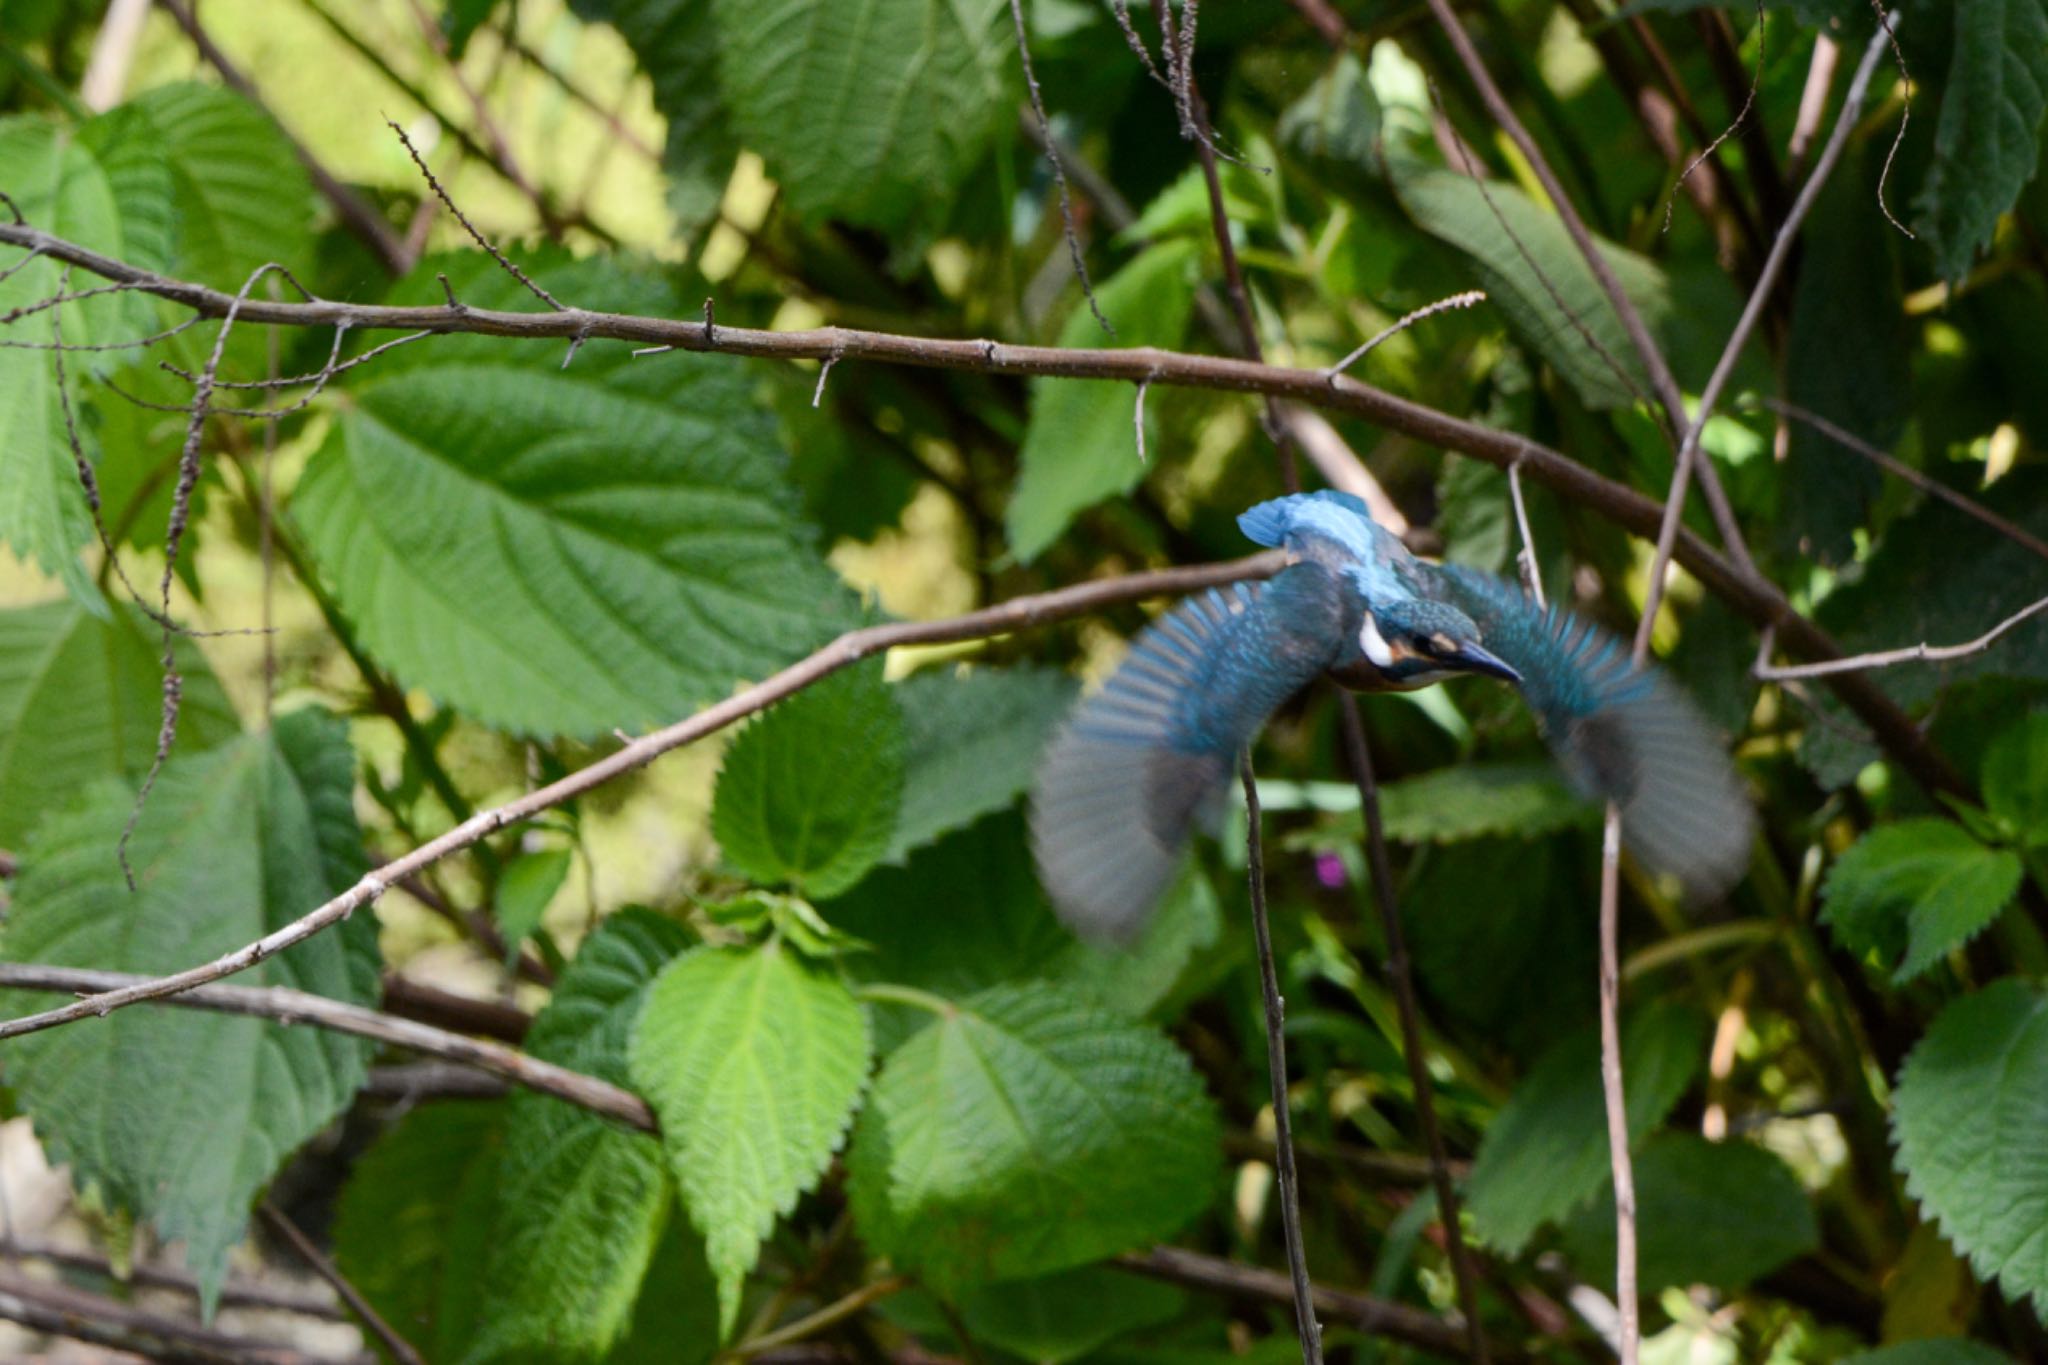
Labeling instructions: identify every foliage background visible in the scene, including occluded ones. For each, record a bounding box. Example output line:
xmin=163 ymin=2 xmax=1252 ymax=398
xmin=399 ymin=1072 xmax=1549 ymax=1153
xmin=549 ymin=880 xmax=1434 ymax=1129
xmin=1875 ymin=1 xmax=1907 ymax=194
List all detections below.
xmin=0 ymin=1 xmax=2046 ymax=1363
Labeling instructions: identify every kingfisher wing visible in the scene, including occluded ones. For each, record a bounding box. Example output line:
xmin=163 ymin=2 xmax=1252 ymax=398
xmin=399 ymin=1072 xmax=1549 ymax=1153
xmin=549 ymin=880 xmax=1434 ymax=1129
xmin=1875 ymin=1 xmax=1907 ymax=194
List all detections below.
xmin=1031 ymin=563 xmax=1352 ymax=943
xmin=1431 ymin=564 xmax=1754 ymax=900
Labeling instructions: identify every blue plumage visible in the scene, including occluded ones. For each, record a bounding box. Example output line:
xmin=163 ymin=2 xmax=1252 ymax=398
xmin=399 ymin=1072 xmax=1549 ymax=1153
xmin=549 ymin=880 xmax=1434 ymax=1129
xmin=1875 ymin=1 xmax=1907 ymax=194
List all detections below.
xmin=1031 ymin=493 xmax=1753 ymax=941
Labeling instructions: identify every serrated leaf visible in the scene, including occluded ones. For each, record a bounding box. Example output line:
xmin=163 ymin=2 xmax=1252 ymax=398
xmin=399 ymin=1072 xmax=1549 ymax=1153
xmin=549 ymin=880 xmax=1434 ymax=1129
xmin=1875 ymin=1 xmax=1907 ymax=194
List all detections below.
xmin=0 ymin=710 xmax=379 ymax=1308
xmin=1822 ymin=820 xmax=2022 ymax=982
xmin=629 ymin=941 xmax=871 ymax=1334
xmin=494 ymin=848 xmax=572 ymax=958
xmin=888 ymin=665 xmax=1076 ymax=862
xmin=0 ymin=596 xmax=239 ymax=847
xmin=1894 ymin=979 xmax=2048 ymax=1312
xmin=1915 ymin=0 xmax=2048 ymax=282
xmin=0 ymin=116 xmax=128 ymax=608
xmin=1843 ymin=1342 xmax=2020 ymax=1365
xmin=1560 ymin=1132 xmax=1818 ymax=1291
xmin=1391 ymin=164 xmax=1664 ymax=410
xmin=569 ymin=0 xmax=735 ymax=232
xmin=710 ymin=0 xmax=1014 ymax=232
xmin=465 ymin=910 xmax=692 ymax=1363
xmin=334 ymin=1101 xmax=506 ymax=1363
xmin=1983 ymin=713 xmax=2048 ymax=845
xmin=293 ymin=253 xmax=854 ymax=738
xmin=1467 ymin=999 xmax=1707 ymax=1255
xmin=712 ymin=664 xmax=904 ymax=898
xmin=846 ymin=981 xmax=1220 ymax=1289
xmin=1006 ymin=241 xmax=1200 ymax=561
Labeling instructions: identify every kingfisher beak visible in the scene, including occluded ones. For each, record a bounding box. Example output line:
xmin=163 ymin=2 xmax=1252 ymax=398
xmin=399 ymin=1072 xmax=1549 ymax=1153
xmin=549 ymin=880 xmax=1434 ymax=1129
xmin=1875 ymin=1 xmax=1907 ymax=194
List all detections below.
xmin=1450 ymin=641 xmax=1521 ymax=684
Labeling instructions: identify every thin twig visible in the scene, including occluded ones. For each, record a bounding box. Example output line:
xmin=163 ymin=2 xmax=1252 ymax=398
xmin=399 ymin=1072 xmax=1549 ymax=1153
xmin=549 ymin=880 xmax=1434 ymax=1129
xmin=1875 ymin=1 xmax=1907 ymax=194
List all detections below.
xmin=0 ymin=554 xmax=1290 ymax=1042
xmin=1785 ymin=36 xmax=1841 ymax=180
xmin=261 ymin=1204 xmax=424 ymax=1365
xmin=0 ymin=1238 xmax=346 ymax=1320
xmin=1756 ymin=594 xmax=2048 ymax=681
xmin=385 ymin=120 xmax=564 ymax=310
xmin=1335 ymin=698 xmax=1490 ymax=1364
xmin=1664 ymin=1 xmax=1766 ymax=237
xmin=0 ymin=221 xmax=1965 ymax=797
xmin=728 ymin=1277 xmax=913 ymax=1359
xmin=1240 ymin=754 xmax=1324 ymax=1365
xmin=1759 ymin=398 xmax=2048 ymax=563
xmin=1507 ymin=456 xmax=1546 ymax=609
xmin=1594 ymin=809 xmax=1635 ymax=1363
xmin=1325 ymin=290 xmax=1488 ymax=380
xmin=1010 ymin=0 xmax=1111 ymax=334
xmin=0 ymin=1266 xmax=363 ymax=1365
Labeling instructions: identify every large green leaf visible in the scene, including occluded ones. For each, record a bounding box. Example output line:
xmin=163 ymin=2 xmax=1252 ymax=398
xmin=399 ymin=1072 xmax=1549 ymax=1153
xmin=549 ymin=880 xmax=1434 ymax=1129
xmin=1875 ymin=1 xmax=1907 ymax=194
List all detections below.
xmin=0 ymin=596 xmax=239 ymax=847
xmin=1560 ymin=1132 xmax=1818 ymax=1291
xmin=846 ymin=982 xmax=1220 ymax=1289
xmin=712 ymin=664 xmax=904 ymax=897
xmin=1466 ymin=999 xmax=1707 ymax=1255
xmin=1784 ymin=143 xmax=1912 ymax=564
xmin=888 ymin=664 xmax=1075 ymax=862
xmin=0 ymin=116 xmax=130 ymax=607
xmin=1822 ymin=820 xmax=2022 ymax=983
xmin=710 ymin=0 xmax=1014 ymax=232
xmin=333 ymin=1101 xmax=506 ymax=1363
xmin=0 ymin=710 xmax=379 ymax=1308
xmin=1915 ymin=0 xmax=2048 ymax=282
xmin=293 ymin=254 xmax=854 ymax=738
xmin=629 ymin=941 xmax=871 ymax=1333
xmin=1894 ymin=979 xmax=2048 ymax=1309
xmin=1006 ymin=240 xmax=1200 ymax=561
xmin=465 ymin=910 xmax=691 ymax=1363
xmin=569 ymin=0 xmax=736 ymax=232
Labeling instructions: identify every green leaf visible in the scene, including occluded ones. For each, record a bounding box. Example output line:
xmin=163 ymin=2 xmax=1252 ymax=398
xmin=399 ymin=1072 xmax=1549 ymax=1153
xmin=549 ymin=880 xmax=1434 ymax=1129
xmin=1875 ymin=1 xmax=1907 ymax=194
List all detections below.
xmin=494 ymin=848 xmax=572 ymax=958
xmin=710 ymin=0 xmax=1014 ymax=232
xmin=1 ymin=710 xmax=379 ymax=1308
xmin=1842 ymin=1342 xmax=2020 ymax=1365
xmin=1894 ymin=979 xmax=2048 ymax=1311
xmin=1006 ymin=240 xmax=1200 ymax=561
xmin=1053 ymin=862 xmax=1224 ymax=1020
xmin=1292 ymin=761 xmax=1599 ymax=850
xmin=293 ymin=253 xmax=854 ymax=738
xmin=712 ymin=664 xmax=905 ymax=897
xmin=888 ymin=664 xmax=1076 ymax=862
xmin=847 ymin=981 xmax=1220 ymax=1289
xmin=885 ymin=1267 xmax=1187 ymax=1363
xmin=1466 ymin=999 xmax=1707 ymax=1255
xmin=1915 ymin=0 xmax=2048 ymax=282
xmin=334 ymin=1101 xmax=506 ymax=1363
xmin=1983 ymin=713 xmax=2048 ymax=846
xmin=629 ymin=941 xmax=871 ymax=1334
xmin=0 ymin=596 xmax=239 ymax=847
xmin=465 ymin=910 xmax=692 ymax=1363
xmin=569 ymin=0 xmax=736 ymax=232
xmin=1822 ymin=820 xmax=2022 ymax=982
xmin=1560 ymin=1132 xmax=1818 ymax=1291
xmin=1784 ymin=142 xmax=1912 ymax=564
xmin=1391 ymin=164 xmax=1667 ymax=410
xmin=0 ymin=115 xmax=129 ymax=607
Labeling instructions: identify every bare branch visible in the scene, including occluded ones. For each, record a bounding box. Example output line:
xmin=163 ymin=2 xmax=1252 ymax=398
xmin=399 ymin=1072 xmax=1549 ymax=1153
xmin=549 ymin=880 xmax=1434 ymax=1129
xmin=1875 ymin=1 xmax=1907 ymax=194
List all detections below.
xmin=261 ymin=1203 xmax=425 ymax=1365
xmin=1324 ymin=290 xmax=1488 ymax=380
xmin=0 ymin=553 xmax=1289 ymax=1042
xmin=0 ymin=222 xmax=1964 ymax=798
xmin=386 ymin=119 xmax=564 ymax=310
xmin=1760 ymin=397 xmax=2048 ymax=564
xmin=0 ymin=1265 xmax=365 ymax=1364
xmin=1594 ymin=810 xmax=1637 ymax=1363
xmin=1010 ymin=0 xmax=1112 ymax=334
xmin=1756 ymin=593 xmax=2048 ymax=681
xmin=0 ymin=1237 xmax=346 ymax=1320
xmin=1507 ymin=456 xmax=1546 ymax=609
xmin=1664 ymin=1 xmax=1766 ymax=237
xmin=1240 ymin=755 xmax=1325 ymax=1365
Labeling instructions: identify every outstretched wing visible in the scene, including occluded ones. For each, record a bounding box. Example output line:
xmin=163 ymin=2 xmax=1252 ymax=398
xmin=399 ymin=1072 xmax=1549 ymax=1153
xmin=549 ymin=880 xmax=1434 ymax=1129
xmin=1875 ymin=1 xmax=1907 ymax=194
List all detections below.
xmin=1432 ymin=564 xmax=1754 ymax=900
xmin=1031 ymin=563 xmax=1353 ymax=942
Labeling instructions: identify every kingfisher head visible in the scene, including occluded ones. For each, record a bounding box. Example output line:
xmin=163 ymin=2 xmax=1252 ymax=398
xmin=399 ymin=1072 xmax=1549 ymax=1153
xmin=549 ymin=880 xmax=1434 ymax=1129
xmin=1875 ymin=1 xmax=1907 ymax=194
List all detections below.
xmin=1358 ymin=595 xmax=1522 ymax=688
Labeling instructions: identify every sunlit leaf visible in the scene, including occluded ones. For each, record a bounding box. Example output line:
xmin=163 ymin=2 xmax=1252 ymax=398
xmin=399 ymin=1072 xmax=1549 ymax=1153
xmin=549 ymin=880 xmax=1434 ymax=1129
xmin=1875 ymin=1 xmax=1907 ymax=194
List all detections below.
xmin=1822 ymin=820 xmax=2021 ymax=982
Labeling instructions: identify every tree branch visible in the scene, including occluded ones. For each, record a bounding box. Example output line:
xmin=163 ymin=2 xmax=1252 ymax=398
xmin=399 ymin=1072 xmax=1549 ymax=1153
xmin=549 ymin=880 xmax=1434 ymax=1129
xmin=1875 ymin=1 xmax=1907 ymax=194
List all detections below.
xmin=0 ymin=553 xmax=1288 ymax=1042
xmin=0 ymin=221 xmax=1962 ymax=797
xmin=0 ymin=1266 xmax=365 ymax=1364
xmin=261 ymin=1203 xmax=424 ymax=1365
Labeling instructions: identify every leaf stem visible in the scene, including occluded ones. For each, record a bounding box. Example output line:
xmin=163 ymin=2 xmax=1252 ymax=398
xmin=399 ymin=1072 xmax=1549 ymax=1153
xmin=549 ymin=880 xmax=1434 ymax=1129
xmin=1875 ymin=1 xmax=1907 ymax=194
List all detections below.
xmin=857 ymin=982 xmax=957 ymax=1018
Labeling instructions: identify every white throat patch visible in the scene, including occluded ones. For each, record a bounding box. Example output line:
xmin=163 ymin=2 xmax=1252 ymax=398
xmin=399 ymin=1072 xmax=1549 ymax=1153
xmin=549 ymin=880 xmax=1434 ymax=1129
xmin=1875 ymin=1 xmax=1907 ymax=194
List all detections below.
xmin=1359 ymin=613 xmax=1396 ymax=669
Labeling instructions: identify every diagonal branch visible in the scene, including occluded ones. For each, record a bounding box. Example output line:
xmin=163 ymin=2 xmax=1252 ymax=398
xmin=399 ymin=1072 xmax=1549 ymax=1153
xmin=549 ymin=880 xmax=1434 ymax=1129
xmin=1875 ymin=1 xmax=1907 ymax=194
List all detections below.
xmin=0 ymin=554 xmax=1288 ymax=1043
xmin=0 ymin=222 xmax=1961 ymax=799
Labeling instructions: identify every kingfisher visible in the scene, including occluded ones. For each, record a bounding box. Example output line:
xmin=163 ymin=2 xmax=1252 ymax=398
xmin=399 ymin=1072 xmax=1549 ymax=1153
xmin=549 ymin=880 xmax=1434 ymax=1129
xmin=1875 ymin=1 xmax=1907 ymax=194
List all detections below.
xmin=1030 ymin=491 xmax=1753 ymax=942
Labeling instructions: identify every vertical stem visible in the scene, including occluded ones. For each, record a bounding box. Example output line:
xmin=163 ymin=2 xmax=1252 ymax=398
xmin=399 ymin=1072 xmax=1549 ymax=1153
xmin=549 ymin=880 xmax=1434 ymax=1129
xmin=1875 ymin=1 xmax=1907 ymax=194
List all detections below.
xmin=1337 ymin=697 xmax=1491 ymax=1364
xmin=1596 ymin=812 xmax=1638 ymax=1364
xmin=1240 ymin=753 xmax=1325 ymax=1365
